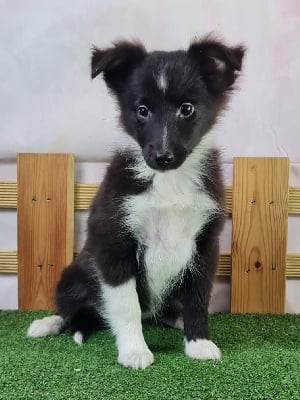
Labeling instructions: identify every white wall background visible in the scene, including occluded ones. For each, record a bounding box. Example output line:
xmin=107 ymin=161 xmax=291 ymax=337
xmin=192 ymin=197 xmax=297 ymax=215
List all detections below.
xmin=0 ymin=0 xmax=299 ymax=311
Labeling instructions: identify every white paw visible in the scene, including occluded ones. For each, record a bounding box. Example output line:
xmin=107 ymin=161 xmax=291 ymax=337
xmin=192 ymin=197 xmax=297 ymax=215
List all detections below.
xmin=185 ymin=339 xmax=221 ymax=360
xmin=118 ymin=348 xmax=154 ymax=369
xmin=27 ymin=315 xmax=64 ymax=338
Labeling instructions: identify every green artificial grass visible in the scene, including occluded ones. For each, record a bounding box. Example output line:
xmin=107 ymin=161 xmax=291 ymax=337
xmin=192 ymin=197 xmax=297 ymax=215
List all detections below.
xmin=0 ymin=312 xmax=299 ymax=400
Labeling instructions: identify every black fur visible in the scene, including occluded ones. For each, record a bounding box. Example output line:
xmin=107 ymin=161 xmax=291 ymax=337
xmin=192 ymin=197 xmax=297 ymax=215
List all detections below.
xmin=53 ymin=36 xmax=244 ymax=353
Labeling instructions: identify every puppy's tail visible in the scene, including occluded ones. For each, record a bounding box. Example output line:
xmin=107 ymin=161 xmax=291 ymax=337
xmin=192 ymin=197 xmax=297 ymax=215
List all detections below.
xmin=27 ymin=315 xmax=65 ymax=338
xmin=68 ymin=306 xmax=104 ymax=345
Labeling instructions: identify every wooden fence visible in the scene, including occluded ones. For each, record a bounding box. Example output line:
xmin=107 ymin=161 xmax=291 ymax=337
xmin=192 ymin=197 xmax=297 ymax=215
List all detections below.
xmin=0 ymin=154 xmax=300 ymax=313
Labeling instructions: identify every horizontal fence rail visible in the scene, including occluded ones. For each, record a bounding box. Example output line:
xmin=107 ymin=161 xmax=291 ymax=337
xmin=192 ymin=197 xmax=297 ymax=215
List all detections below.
xmin=0 ymin=251 xmax=299 ymax=276
xmin=0 ymin=182 xmax=17 ymax=208
xmin=1 ymin=181 xmax=300 ymax=214
xmin=0 ymin=251 xmax=17 ymax=273
xmin=1 ymin=180 xmax=300 ymax=276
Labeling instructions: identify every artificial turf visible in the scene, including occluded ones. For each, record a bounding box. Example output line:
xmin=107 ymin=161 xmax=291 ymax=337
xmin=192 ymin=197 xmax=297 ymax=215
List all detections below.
xmin=0 ymin=312 xmax=299 ymax=400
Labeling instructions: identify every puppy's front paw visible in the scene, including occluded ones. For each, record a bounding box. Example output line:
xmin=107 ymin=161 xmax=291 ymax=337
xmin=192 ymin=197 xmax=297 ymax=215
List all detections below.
xmin=185 ymin=339 xmax=221 ymax=360
xmin=118 ymin=348 xmax=154 ymax=369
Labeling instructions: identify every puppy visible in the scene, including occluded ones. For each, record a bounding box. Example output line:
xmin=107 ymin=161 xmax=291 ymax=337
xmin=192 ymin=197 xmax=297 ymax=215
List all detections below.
xmin=28 ymin=35 xmax=245 ymax=369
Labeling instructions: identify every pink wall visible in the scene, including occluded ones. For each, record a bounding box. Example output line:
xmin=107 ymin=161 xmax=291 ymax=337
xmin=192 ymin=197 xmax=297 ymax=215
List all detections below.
xmin=0 ymin=0 xmax=299 ymax=163
xmin=0 ymin=0 xmax=299 ymax=310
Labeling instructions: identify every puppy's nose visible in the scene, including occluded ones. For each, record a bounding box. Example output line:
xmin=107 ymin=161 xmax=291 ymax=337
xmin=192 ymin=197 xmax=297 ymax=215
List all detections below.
xmin=155 ymin=151 xmax=174 ymax=168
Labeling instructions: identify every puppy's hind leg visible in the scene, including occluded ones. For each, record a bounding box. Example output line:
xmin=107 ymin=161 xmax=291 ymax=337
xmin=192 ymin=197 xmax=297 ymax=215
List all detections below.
xmin=27 ymin=315 xmax=65 ymax=338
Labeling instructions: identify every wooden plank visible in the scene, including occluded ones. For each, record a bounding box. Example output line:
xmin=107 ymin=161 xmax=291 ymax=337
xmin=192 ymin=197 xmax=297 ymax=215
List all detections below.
xmin=231 ymin=158 xmax=289 ymax=313
xmin=2 ymin=250 xmax=300 ymax=277
xmin=0 ymin=251 xmax=18 ymax=273
xmin=0 ymin=251 xmax=232 ymax=275
xmin=1 ymin=182 xmax=300 ymax=214
xmin=288 ymin=187 xmax=300 ymax=214
xmin=74 ymin=184 xmax=98 ymax=210
xmin=286 ymin=253 xmax=300 ymax=277
xmin=0 ymin=182 xmax=18 ymax=208
xmin=217 ymin=252 xmax=231 ymax=276
xmin=17 ymin=154 xmax=74 ymax=310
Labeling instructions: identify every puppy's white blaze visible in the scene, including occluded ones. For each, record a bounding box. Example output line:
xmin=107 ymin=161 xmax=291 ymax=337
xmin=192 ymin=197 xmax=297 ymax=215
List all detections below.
xmin=73 ymin=331 xmax=83 ymax=345
xmin=185 ymin=339 xmax=221 ymax=360
xmin=27 ymin=315 xmax=64 ymax=338
xmin=162 ymin=126 xmax=168 ymax=151
xmin=101 ymin=278 xmax=154 ymax=369
xmin=156 ymin=70 xmax=168 ymax=93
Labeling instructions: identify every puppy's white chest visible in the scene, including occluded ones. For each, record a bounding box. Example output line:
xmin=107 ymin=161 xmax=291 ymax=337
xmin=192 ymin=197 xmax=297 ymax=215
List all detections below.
xmin=124 ymin=170 xmax=218 ymax=310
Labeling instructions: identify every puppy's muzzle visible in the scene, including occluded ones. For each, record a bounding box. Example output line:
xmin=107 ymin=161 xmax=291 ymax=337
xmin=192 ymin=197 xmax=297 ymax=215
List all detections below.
xmin=154 ymin=151 xmax=174 ymax=168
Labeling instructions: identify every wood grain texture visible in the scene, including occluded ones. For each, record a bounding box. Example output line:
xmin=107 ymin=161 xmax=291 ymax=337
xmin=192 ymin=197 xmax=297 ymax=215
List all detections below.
xmin=74 ymin=184 xmax=98 ymax=209
xmin=288 ymin=187 xmax=300 ymax=214
xmin=2 ymin=251 xmax=300 ymax=276
xmin=0 ymin=182 xmax=18 ymax=208
xmin=1 ymin=182 xmax=300 ymax=214
xmin=231 ymin=158 xmax=289 ymax=313
xmin=0 ymin=251 xmax=18 ymax=273
xmin=17 ymin=154 xmax=74 ymax=310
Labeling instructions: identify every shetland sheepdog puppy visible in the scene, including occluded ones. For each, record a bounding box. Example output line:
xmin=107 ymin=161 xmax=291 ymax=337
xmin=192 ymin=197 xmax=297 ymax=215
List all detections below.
xmin=28 ymin=35 xmax=245 ymax=369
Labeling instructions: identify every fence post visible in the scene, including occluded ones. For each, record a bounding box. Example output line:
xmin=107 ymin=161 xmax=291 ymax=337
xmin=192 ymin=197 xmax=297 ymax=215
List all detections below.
xmin=17 ymin=153 xmax=74 ymax=310
xmin=231 ymin=157 xmax=289 ymax=313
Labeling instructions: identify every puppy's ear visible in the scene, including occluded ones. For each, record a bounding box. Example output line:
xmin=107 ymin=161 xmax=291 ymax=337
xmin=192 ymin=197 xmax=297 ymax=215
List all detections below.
xmin=188 ymin=36 xmax=246 ymax=94
xmin=91 ymin=41 xmax=147 ymax=91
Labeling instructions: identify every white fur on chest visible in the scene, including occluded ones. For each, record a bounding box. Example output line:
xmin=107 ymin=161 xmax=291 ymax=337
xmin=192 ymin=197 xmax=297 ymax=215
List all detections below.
xmin=123 ymin=137 xmax=219 ymax=312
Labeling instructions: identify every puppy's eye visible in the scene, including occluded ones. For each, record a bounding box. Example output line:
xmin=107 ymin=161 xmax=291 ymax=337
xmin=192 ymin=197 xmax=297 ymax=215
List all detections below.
xmin=137 ymin=105 xmax=151 ymax=120
xmin=179 ymin=103 xmax=194 ymax=118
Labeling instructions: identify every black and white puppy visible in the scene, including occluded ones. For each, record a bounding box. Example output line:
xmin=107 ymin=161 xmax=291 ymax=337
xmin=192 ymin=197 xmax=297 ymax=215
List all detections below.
xmin=28 ymin=35 xmax=245 ymax=369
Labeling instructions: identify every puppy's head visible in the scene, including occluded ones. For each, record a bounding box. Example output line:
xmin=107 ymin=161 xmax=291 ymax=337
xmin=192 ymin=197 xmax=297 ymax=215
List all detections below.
xmin=91 ymin=36 xmax=245 ymax=171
